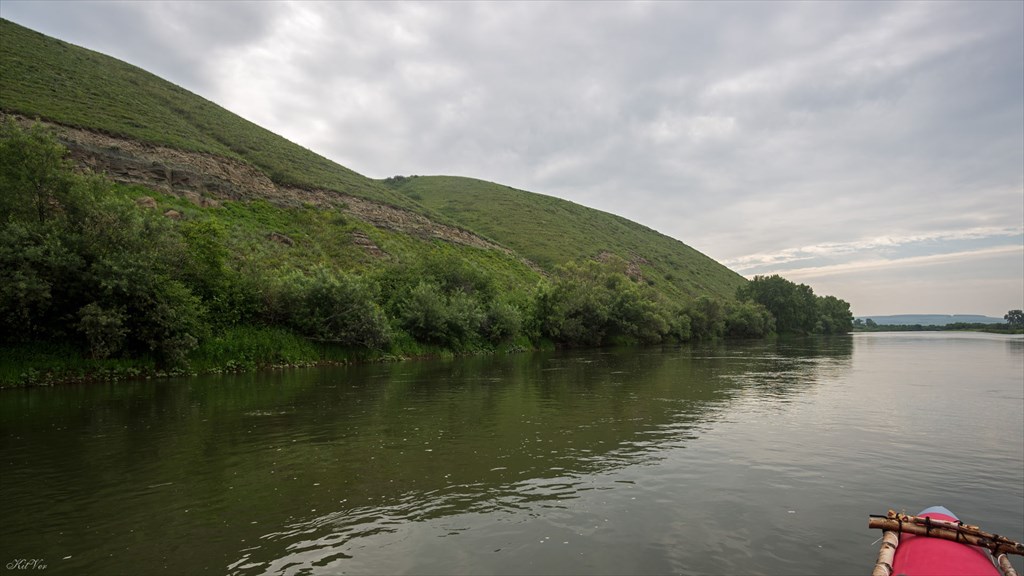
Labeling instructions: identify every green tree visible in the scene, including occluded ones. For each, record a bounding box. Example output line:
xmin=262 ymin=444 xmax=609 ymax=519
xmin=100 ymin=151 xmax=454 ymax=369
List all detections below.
xmin=725 ymin=301 xmax=776 ymax=338
xmin=1 ymin=122 xmax=206 ymax=367
xmin=376 ymin=250 xmax=497 ymax=348
xmin=1005 ymin=310 xmax=1024 ymax=328
xmin=76 ymin=302 xmax=127 ymax=359
xmin=686 ymin=296 xmax=726 ymax=340
xmin=737 ymin=275 xmax=814 ymax=333
xmin=0 ymin=120 xmax=74 ymax=225
xmin=606 ymin=273 xmax=669 ymax=345
xmin=666 ymin=308 xmax=693 ymax=342
xmin=737 ymin=275 xmax=849 ymax=335
xmin=815 ymin=295 xmax=854 ymax=334
xmin=534 ymin=261 xmax=613 ymax=347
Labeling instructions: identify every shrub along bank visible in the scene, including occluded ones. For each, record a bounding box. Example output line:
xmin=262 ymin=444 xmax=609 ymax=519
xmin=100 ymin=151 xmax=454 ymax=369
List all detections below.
xmin=0 ymin=122 xmax=853 ymax=386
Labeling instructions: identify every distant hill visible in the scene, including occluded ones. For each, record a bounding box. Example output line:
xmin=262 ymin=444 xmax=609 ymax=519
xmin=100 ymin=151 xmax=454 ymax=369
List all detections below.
xmin=856 ymin=314 xmax=1004 ymax=326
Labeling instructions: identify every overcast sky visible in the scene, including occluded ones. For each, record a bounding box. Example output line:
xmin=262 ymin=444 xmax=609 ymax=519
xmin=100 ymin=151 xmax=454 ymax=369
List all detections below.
xmin=3 ymin=1 xmax=1022 ymax=316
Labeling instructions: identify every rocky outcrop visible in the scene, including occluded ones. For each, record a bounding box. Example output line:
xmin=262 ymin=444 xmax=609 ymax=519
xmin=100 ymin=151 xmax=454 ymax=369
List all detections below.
xmin=49 ymin=122 xmax=277 ymax=207
xmin=267 ymin=232 xmax=294 ymax=247
xmin=351 ymin=231 xmax=387 ymax=258
xmin=2 ymin=113 xmax=520 ymax=257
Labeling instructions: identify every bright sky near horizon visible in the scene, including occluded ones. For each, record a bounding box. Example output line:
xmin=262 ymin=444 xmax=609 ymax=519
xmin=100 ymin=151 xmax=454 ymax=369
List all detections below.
xmin=3 ymin=1 xmax=1022 ymax=317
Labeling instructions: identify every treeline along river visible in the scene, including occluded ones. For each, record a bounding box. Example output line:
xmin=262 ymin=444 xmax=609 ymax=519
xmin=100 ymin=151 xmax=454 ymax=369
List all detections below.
xmin=2 ymin=333 xmax=1022 ymax=575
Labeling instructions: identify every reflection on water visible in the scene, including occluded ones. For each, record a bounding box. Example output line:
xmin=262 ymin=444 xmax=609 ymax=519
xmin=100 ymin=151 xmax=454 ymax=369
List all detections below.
xmin=2 ymin=335 xmax=1021 ymax=576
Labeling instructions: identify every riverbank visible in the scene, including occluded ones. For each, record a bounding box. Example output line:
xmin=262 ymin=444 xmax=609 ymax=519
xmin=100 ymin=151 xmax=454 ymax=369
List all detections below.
xmin=21 ymin=323 xmax=1016 ymax=388
xmin=0 ymin=325 xmax=540 ymax=388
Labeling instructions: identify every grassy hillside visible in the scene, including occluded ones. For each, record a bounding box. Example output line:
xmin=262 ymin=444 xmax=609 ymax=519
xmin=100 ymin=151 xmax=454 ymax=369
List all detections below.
xmin=1 ymin=17 xmax=745 ymax=305
xmin=0 ymin=18 xmax=415 ymax=210
xmin=0 ymin=15 xmax=540 ymax=311
xmin=0 ymin=20 xmax=772 ymax=385
xmin=385 ymin=175 xmax=746 ymax=302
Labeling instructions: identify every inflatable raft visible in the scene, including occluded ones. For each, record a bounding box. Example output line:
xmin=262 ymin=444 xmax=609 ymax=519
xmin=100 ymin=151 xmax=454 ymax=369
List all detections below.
xmin=869 ymin=507 xmax=1022 ymax=576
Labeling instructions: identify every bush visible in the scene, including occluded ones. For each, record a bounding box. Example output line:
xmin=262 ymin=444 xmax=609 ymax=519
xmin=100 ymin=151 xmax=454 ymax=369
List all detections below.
xmin=130 ymin=278 xmax=205 ymax=368
xmin=397 ymin=281 xmax=483 ymax=348
xmin=535 ymin=265 xmax=611 ymax=347
xmin=274 ymin=267 xmax=391 ymax=349
xmin=535 ymin=260 xmax=671 ymax=347
xmin=398 ymin=281 xmax=450 ymax=345
xmin=180 ymin=219 xmax=229 ymax=301
xmin=76 ymin=302 xmax=127 ymax=359
xmin=687 ymin=296 xmax=726 ymax=340
xmin=607 ymin=276 xmax=669 ymax=344
xmin=667 ymin=310 xmax=693 ymax=342
xmin=483 ymin=301 xmax=523 ymax=344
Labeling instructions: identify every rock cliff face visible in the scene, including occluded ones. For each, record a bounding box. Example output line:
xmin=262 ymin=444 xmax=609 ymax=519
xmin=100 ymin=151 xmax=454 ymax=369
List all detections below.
xmin=60 ymin=124 xmax=275 ymax=206
xmin=4 ymin=113 xmax=511 ymax=254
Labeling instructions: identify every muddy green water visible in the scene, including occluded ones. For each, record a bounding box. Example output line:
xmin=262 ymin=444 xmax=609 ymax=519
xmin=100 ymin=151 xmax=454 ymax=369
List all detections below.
xmin=1 ymin=333 xmax=1022 ymax=575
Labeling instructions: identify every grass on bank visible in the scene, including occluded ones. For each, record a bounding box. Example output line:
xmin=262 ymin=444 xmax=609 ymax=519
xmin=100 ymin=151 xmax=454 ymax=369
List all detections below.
xmin=0 ymin=326 xmax=543 ymax=387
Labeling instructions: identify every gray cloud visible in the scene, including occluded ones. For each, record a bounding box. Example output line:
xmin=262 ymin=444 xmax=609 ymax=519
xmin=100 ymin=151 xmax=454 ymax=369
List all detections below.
xmin=2 ymin=0 xmax=1021 ymax=315
xmin=2 ymin=1 xmax=285 ymax=91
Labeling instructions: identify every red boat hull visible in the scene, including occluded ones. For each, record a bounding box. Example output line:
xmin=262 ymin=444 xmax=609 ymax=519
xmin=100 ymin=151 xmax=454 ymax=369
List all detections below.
xmin=891 ymin=507 xmax=1000 ymax=576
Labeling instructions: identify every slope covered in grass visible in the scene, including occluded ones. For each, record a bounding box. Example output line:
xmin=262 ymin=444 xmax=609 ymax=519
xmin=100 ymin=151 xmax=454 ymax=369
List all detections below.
xmin=1 ymin=17 xmax=745 ymax=305
xmin=0 ymin=20 xmax=786 ymax=386
xmin=0 ymin=18 xmax=415 ymax=209
xmin=385 ymin=175 xmax=746 ymax=302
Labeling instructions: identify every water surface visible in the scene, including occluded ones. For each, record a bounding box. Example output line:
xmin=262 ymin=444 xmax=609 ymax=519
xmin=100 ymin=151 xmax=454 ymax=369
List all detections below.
xmin=2 ymin=333 xmax=1022 ymax=575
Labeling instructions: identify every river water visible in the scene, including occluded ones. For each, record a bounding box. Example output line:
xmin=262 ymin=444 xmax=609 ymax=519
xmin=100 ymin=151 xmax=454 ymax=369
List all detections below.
xmin=1 ymin=333 xmax=1022 ymax=575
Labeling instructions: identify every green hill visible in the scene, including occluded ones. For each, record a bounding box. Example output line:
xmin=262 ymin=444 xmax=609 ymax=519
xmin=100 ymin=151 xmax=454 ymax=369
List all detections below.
xmin=0 ymin=18 xmax=415 ymax=210
xmin=0 ymin=18 xmax=744 ymax=304
xmin=0 ymin=18 xmax=766 ymax=384
xmin=385 ymin=175 xmax=745 ymax=301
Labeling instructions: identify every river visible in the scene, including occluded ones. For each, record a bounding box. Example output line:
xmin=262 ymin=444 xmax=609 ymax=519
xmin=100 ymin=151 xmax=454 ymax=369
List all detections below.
xmin=1 ymin=332 xmax=1022 ymax=575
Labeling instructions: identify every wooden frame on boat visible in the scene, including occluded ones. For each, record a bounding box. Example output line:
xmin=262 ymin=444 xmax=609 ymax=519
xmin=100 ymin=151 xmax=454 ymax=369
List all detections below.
xmin=868 ymin=510 xmax=1022 ymax=576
